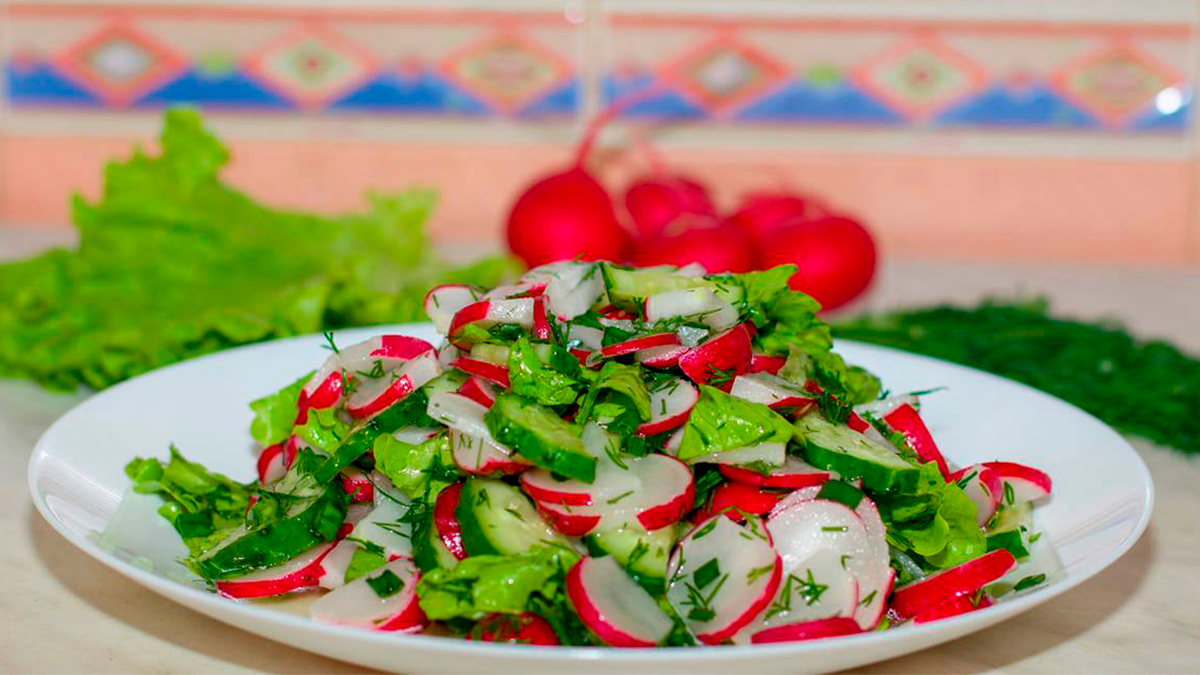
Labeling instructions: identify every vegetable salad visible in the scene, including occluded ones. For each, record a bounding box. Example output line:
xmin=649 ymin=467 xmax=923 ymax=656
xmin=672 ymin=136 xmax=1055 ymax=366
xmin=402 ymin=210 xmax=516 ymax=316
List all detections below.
xmin=127 ymin=261 xmax=1053 ymax=646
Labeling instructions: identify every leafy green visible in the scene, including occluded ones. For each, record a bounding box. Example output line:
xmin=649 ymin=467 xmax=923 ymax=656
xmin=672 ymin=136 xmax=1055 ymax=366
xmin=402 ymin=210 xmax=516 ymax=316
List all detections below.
xmin=291 ymin=406 xmax=352 ymax=455
xmin=0 ymin=108 xmax=515 ymax=392
xmin=416 ymin=547 xmax=579 ymax=622
xmin=507 ymin=338 xmax=582 ymax=406
xmin=712 ymin=264 xmax=796 ymax=328
xmin=249 ymin=373 xmax=308 ymax=446
xmin=874 ymin=463 xmax=986 ymax=570
xmin=344 ymin=545 xmax=387 ymax=583
xmin=578 ymin=361 xmax=651 ymax=422
xmin=836 ymin=298 xmax=1200 ymax=454
xmin=778 ymin=344 xmax=881 ymax=405
xmin=373 ymin=432 xmax=459 ymax=500
xmin=676 ymin=386 xmax=794 ymax=461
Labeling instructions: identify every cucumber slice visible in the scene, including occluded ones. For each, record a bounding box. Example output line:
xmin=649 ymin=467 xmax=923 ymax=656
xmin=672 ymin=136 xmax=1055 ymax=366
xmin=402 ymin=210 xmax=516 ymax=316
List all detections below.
xmin=455 ymin=478 xmax=571 ymax=556
xmin=470 ymin=343 xmax=511 ymax=365
xmin=585 ymin=522 xmax=681 ymax=596
xmin=600 ymin=263 xmax=712 ymax=312
xmin=796 ymin=416 xmax=920 ymax=494
xmin=484 ymin=393 xmax=596 ymax=483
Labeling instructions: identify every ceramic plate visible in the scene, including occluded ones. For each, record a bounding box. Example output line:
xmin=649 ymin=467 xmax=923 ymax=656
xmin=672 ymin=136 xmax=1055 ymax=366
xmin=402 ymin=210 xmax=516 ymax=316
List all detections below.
xmin=28 ymin=324 xmax=1153 ymax=673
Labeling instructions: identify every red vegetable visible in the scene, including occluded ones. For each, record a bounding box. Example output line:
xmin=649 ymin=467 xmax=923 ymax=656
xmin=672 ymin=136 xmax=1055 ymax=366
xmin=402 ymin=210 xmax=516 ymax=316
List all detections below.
xmin=624 ymin=175 xmax=716 ymax=239
xmin=727 ymin=191 xmax=818 ymax=245
xmin=630 ymin=221 xmax=757 ymax=274
xmin=757 ymin=214 xmax=876 ymax=311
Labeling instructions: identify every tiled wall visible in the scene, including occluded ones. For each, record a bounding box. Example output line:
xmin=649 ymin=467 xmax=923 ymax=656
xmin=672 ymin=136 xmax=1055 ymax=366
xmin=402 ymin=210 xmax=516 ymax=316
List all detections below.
xmin=2 ymin=0 xmax=1198 ymax=265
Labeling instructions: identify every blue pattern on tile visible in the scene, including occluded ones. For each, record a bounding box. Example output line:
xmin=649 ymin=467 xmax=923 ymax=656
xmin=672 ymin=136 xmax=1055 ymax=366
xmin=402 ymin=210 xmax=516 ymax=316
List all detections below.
xmin=603 ymin=74 xmax=706 ymax=119
xmin=134 ymin=68 xmax=294 ymax=109
xmin=935 ymin=84 xmax=1098 ymax=128
xmin=734 ymin=80 xmax=903 ymax=124
xmin=518 ymin=78 xmax=579 ymax=117
xmin=330 ymin=70 xmax=490 ymax=114
xmin=1129 ymin=98 xmax=1190 ymax=131
xmin=4 ymin=62 xmax=101 ymax=105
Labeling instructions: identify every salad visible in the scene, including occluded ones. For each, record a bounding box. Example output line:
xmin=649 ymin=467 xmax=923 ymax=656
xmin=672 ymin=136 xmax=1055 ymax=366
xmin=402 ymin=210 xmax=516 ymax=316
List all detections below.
xmin=126 ymin=261 xmax=1053 ymax=647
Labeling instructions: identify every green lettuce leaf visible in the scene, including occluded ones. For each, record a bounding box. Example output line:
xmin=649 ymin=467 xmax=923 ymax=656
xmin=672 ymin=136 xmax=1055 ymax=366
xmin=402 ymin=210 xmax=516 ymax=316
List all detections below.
xmin=874 ymin=463 xmax=987 ymax=570
xmin=676 ymin=386 xmax=794 ymax=461
xmin=291 ymin=406 xmax=352 ymax=455
xmin=507 ymin=338 xmax=583 ymax=406
xmin=416 ymin=547 xmax=580 ymax=622
xmin=712 ymin=264 xmax=796 ymax=328
xmin=373 ymin=432 xmax=459 ymax=499
xmin=578 ymin=361 xmax=651 ymax=422
xmin=779 ymin=344 xmax=882 ymax=406
xmin=249 ymin=373 xmax=308 ymax=446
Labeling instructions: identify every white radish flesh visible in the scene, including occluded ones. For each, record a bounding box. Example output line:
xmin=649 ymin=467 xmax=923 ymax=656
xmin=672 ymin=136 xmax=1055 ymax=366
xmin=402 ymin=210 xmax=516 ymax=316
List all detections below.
xmin=566 ymin=555 xmax=674 ymax=647
xmin=317 ymin=540 xmax=360 ymax=589
xmin=687 ymin=442 xmax=786 ymax=467
xmin=523 ymin=261 xmax=605 ymax=320
xmin=729 ymin=372 xmax=812 ymax=407
xmin=309 ymin=558 xmax=426 ymax=632
xmin=534 ymin=454 xmax=693 ymax=534
xmin=425 ymin=285 xmax=480 ymax=335
xmin=350 ymin=496 xmax=415 ymax=560
xmin=954 ymin=464 xmax=1003 ymax=526
xmin=450 ymin=429 xmax=530 ymax=475
xmin=345 ymin=352 xmax=441 ymax=419
xmin=638 ymin=378 xmax=698 ymax=435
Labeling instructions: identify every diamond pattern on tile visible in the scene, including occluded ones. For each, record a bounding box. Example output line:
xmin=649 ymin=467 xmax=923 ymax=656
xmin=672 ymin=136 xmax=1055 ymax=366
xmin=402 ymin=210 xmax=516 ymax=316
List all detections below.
xmin=662 ymin=36 xmax=787 ymax=112
xmin=854 ymin=37 xmax=986 ymax=120
xmin=1051 ymin=44 xmax=1179 ymax=126
xmin=54 ymin=23 xmax=182 ymax=106
xmin=244 ymin=25 xmax=376 ymax=108
xmin=441 ymin=33 xmax=569 ymax=113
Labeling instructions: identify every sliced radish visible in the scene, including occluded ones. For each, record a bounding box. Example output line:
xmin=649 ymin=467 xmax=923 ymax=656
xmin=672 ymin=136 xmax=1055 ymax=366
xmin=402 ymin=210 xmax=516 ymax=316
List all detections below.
xmin=216 ymin=538 xmax=341 ymax=599
xmin=340 ymin=469 xmax=375 ymax=503
xmin=566 ymin=323 xmax=604 ymax=351
xmin=883 ymin=403 xmax=950 ymax=479
xmin=750 ymin=354 xmax=787 ymax=375
xmin=678 ymin=325 xmax=753 ymax=392
xmin=597 ymin=332 xmax=681 ymax=359
xmin=677 ymin=262 xmax=707 ymax=276
xmin=450 ymin=429 xmax=531 ymax=476
xmin=719 ymin=456 xmax=832 ymax=489
xmin=668 ymin=515 xmax=781 ymax=644
xmin=890 ymin=549 xmax=1017 ymax=621
xmin=847 ymin=411 xmax=871 ymax=433
xmin=451 ymin=357 xmax=510 ymax=388
xmin=636 ymin=343 xmax=690 ymax=369
xmin=257 ymin=438 xmax=297 ymax=485
xmin=566 ymin=556 xmax=673 ymax=647
xmin=950 ymin=464 xmax=1003 ymax=526
xmin=350 ymin=496 xmax=415 ymax=560
xmin=448 ymin=298 xmax=536 ymax=347
xmin=729 ymin=372 xmax=816 ymax=416
xmin=346 ymin=352 xmax=442 ymax=419
xmin=317 ymin=539 xmax=360 ymax=589
xmin=390 ymin=426 xmax=440 ymax=445
xmin=750 ymin=617 xmax=862 ymax=644
xmin=425 ymin=284 xmax=481 ymax=335
xmin=427 ymin=392 xmax=493 ymax=439
xmin=523 ymin=261 xmax=605 ymax=320
xmin=309 ymin=558 xmax=426 ymax=632
xmin=484 ymin=281 xmax=547 ymax=300
xmin=467 ymin=612 xmax=560 ymax=645
xmin=693 ymin=482 xmax=784 ymax=523
xmin=687 ymin=441 xmax=786 ymax=467
xmin=534 ymin=455 xmax=693 ymax=535
xmin=371 ymin=335 xmax=436 ymax=361
xmin=676 ymin=324 xmax=710 ymax=348
xmin=433 ymin=483 xmax=468 ymax=560
xmin=457 ymin=376 xmax=497 ymax=408
xmin=981 ymin=461 xmax=1053 ymax=502
xmin=436 ymin=343 xmax=461 ymax=370
xmin=532 ymin=297 xmax=553 ymax=341
xmin=853 ymin=393 xmax=920 ymax=418
xmin=638 ymin=378 xmax=698 ymax=435
xmin=913 ymin=592 xmax=993 ymax=624
xmin=297 ymin=369 xmax=344 ymax=423
xmin=520 ymin=460 xmax=639 ymax=507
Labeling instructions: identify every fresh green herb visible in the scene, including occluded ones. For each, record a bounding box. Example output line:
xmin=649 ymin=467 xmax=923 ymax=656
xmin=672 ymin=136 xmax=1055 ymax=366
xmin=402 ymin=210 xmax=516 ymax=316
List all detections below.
xmin=840 ymin=554 xmax=852 ymax=569
xmin=357 ymin=359 xmax=386 ymax=379
xmin=503 ymin=506 xmax=526 ymax=522
xmin=1029 ymin=531 xmax=1042 ymax=544
xmin=746 ymin=564 xmax=776 ymax=584
xmin=816 ymin=480 xmax=865 ymax=509
xmin=692 ymin=519 xmax=719 ymax=540
xmin=627 ymin=539 xmax=651 ymax=568
xmin=821 ymin=526 xmax=848 ymax=532
xmin=1003 ymin=481 xmax=1016 ymax=506
xmin=606 ymin=490 xmax=635 ymax=505
xmin=1014 ymin=573 xmax=1047 ymax=592
xmin=858 ymin=590 xmax=878 ymax=607
xmin=366 ymin=569 xmax=405 ymax=598
xmin=693 ymin=558 xmax=722 ymax=589
xmin=322 ymin=331 xmax=340 ymax=353
xmin=955 ymin=471 xmax=979 ymax=489
xmin=767 ymin=570 xmax=829 ymax=618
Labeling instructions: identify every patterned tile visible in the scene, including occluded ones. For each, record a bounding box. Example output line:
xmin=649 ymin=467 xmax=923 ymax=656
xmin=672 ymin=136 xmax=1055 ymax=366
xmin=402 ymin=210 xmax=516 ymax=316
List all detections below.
xmin=1051 ymin=43 xmax=1182 ymax=127
xmin=53 ymin=22 xmax=184 ymax=106
xmin=441 ymin=32 xmax=571 ymax=114
xmin=243 ymin=25 xmax=376 ymax=109
xmin=854 ymin=36 xmax=987 ymax=121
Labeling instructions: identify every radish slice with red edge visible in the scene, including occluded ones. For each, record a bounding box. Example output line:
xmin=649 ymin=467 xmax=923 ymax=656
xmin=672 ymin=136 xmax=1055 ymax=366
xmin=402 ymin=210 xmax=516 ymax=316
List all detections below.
xmin=567 ymin=323 xmax=604 ymax=351
xmin=256 ymin=438 xmax=297 ymax=485
xmin=346 ymin=352 xmax=441 ymax=419
xmin=456 ymin=376 xmax=497 ymax=408
xmin=637 ymin=377 xmax=697 ymax=435
xmin=750 ymin=354 xmax=787 ymax=375
xmin=533 ymin=454 xmax=693 ymax=535
xmin=483 ymin=281 xmax=547 ymax=300
xmin=692 ymin=482 xmax=783 ymax=523
xmin=297 ymin=369 xmax=344 ymax=423
xmin=981 ymin=461 xmax=1053 ymax=502
xmin=425 ymin=284 xmax=480 ymax=335
xmin=566 ymin=556 xmax=674 ymax=647
xmin=913 ymin=592 xmax=993 ymax=624
xmin=686 ymin=441 xmax=785 ymax=467
xmin=467 ymin=612 xmax=560 ymax=645
xmin=643 ymin=287 xmax=737 ymax=331
xmin=635 ymin=343 xmax=690 ymax=368
xmin=452 ymin=357 xmax=510 ymax=388
xmin=949 ymin=464 xmax=1003 ymax=526
xmin=350 ymin=497 xmax=415 ymax=560
xmin=340 ymin=469 xmax=374 ymax=503
xmin=448 ymin=298 xmax=536 ymax=347
xmin=434 ymin=483 xmax=468 ymax=560
xmin=522 ymin=261 xmax=605 ymax=321
xmin=450 ymin=429 xmax=531 ymax=476
xmin=750 ymin=617 xmax=862 ymax=644
xmin=309 ymin=558 xmax=427 ymax=632
xmin=719 ymin=455 xmax=832 ymax=489
xmin=216 ymin=536 xmax=343 ymax=599
xmin=729 ymin=372 xmax=816 ymax=417
xmin=532 ymin=297 xmax=552 ymax=340
xmin=597 ymin=332 xmax=681 ymax=360
xmin=853 ymin=393 xmax=919 ymax=418
xmin=890 ymin=549 xmax=1017 ymax=621
xmin=678 ymin=324 xmax=753 ymax=392
xmin=317 ymin=540 xmax=359 ymax=589
xmin=883 ymin=403 xmax=950 ymax=479
xmin=668 ymin=515 xmax=781 ymax=644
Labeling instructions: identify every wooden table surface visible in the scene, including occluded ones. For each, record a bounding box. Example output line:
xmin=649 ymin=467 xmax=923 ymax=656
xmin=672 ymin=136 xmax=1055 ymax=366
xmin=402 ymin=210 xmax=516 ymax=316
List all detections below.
xmin=2 ymin=229 xmax=1198 ymax=673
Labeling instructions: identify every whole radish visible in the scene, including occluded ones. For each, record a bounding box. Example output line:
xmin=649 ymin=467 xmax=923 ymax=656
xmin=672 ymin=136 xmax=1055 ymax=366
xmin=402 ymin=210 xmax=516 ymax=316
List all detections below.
xmin=727 ymin=192 xmax=819 ymax=245
xmin=624 ymin=175 xmax=716 ymax=239
xmin=631 ymin=217 xmax=756 ymax=273
xmin=506 ymin=106 xmax=632 ymax=267
xmin=757 ymin=215 xmax=876 ymax=311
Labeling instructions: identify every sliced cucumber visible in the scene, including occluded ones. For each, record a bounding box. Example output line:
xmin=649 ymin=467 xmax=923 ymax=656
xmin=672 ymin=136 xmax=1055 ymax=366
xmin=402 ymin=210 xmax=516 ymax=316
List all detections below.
xmin=796 ymin=415 xmax=919 ymax=494
xmin=470 ymin=343 xmax=511 ymax=365
xmin=455 ymin=478 xmax=571 ymax=556
xmin=585 ymin=522 xmax=681 ymax=596
xmin=987 ymin=500 xmax=1032 ymax=535
xmin=600 ymin=263 xmax=712 ymax=312
xmin=484 ymin=393 xmax=596 ymax=483
xmin=315 ymin=386 xmax=437 ymax=483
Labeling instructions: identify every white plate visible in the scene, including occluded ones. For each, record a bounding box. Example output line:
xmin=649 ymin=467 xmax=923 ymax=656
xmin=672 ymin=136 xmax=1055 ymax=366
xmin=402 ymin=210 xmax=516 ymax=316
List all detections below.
xmin=28 ymin=324 xmax=1153 ymax=673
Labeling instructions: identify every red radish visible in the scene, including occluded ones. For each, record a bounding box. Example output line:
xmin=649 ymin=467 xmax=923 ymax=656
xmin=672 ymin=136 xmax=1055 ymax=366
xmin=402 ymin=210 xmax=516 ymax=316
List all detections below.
xmin=668 ymin=515 xmax=782 ymax=644
xmin=631 ymin=222 xmax=757 ymax=274
xmin=566 ymin=323 xmax=604 ymax=352
xmin=372 ymin=335 xmax=436 ymax=361
xmin=598 ymin=332 xmax=681 ymax=359
xmin=468 ymin=613 xmax=559 ymax=646
xmin=216 ymin=538 xmax=342 ymax=599
xmin=296 ymin=370 xmax=344 ymax=424
xmin=390 ymin=426 xmax=440 ymax=446
xmin=727 ymin=192 xmax=814 ymax=245
xmin=309 ymin=558 xmax=427 ymax=633
xmin=317 ymin=540 xmax=359 ymax=590
xmin=256 ymin=438 xmax=297 ymax=485
xmin=847 ymin=411 xmax=871 ymax=433
xmin=637 ymin=377 xmax=698 ymax=435
xmin=535 ymin=502 xmax=602 ymax=537
xmin=692 ymin=482 xmax=783 ymax=523
xmin=636 ymin=343 xmax=690 ymax=369
xmin=750 ymin=617 xmax=862 ymax=644
xmin=950 ymin=464 xmax=1003 ymax=526
xmin=913 ymin=592 xmax=993 ymax=624
xmin=434 ymin=483 xmax=469 ymax=560
xmin=340 ymin=469 xmax=375 ymax=503
xmin=452 ymin=357 xmax=510 ymax=388
xmin=883 ymin=403 xmax=950 ymax=479
xmin=484 ymin=281 xmax=548 ymax=300
xmin=750 ymin=354 xmax=787 ymax=375
xmin=678 ymin=325 xmax=753 ymax=391
xmin=890 ymin=549 xmax=1017 ymax=621
xmin=425 ymin=284 xmax=480 ymax=335
xmin=532 ymin=297 xmax=552 ymax=341
xmin=566 ymin=556 xmax=674 ymax=647
xmin=522 ymin=261 xmax=607 ymax=321
xmin=729 ymin=372 xmax=816 ymax=417
xmin=624 ymin=174 xmax=716 ymax=239
xmin=346 ymin=352 xmax=442 ymax=419
xmin=426 ymin=392 xmax=497 ymax=440
xmin=534 ymin=455 xmax=693 ymax=535
xmin=521 ymin=460 xmax=639 ymax=507
xmin=853 ymin=392 xmax=920 ymax=418
xmin=447 ymin=298 xmax=536 ymax=348
xmin=719 ymin=456 xmax=832 ymax=489
xmin=350 ymin=498 xmax=416 ymax=560
xmin=687 ymin=441 xmax=786 ymax=467
xmin=506 ymin=102 xmax=634 ymax=267
xmin=450 ymin=429 xmax=531 ymax=476
xmin=457 ymin=376 xmax=497 ymax=408
xmin=437 ymin=343 xmax=461 ymax=370
xmin=982 ymin=461 xmax=1053 ymax=502
xmin=758 ymin=215 xmax=877 ymax=312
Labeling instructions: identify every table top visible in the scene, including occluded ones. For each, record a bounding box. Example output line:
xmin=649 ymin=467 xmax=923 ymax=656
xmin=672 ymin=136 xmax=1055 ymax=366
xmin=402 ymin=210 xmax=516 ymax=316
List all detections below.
xmin=2 ymin=228 xmax=1198 ymax=673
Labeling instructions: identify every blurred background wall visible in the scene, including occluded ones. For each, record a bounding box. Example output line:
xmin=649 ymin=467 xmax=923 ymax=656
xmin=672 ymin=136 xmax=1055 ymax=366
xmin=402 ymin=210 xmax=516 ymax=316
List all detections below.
xmin=0 ymin=0 xmax=1197 ymax=266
